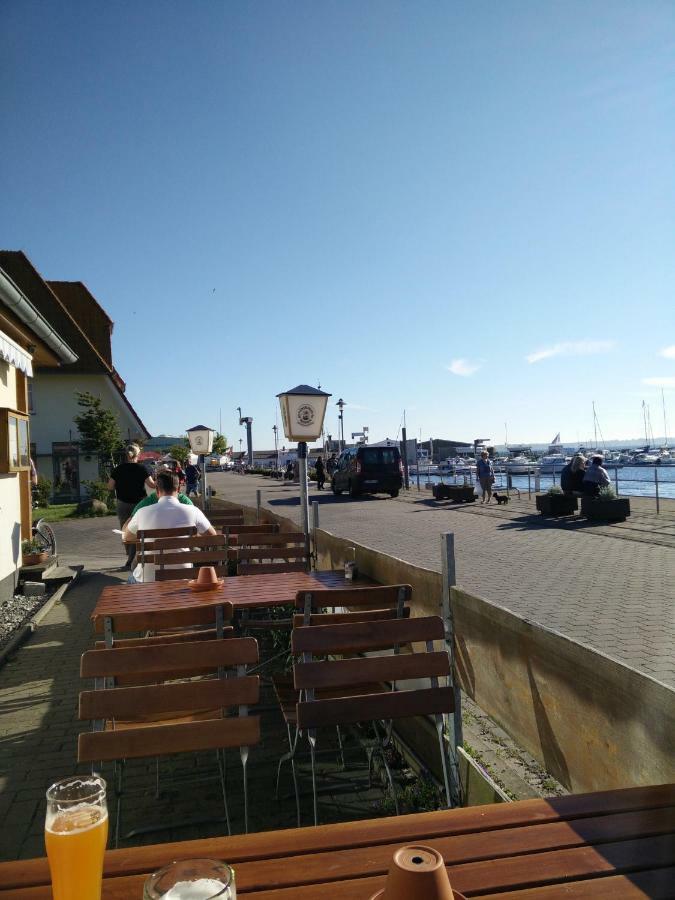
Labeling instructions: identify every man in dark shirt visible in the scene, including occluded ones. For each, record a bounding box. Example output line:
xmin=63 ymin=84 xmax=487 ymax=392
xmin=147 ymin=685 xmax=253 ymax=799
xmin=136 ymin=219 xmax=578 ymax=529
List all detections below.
xmin=185 ymin=461 xmax=201 ymax=497
xmin=108 ymin=444 xmax=155 ymax=569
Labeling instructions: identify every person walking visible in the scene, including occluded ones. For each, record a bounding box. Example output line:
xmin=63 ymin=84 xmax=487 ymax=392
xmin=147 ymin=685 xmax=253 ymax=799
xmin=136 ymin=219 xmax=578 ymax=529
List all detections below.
xmin=185 ymin=459 xmax=201 ymax=497
xmin=476 ymin=450 xmax=495 ymax=504
xmin=108 ymin=444 xmax=155 ymax=569
xmin=315 ymin=456 xmax=326 ymax=490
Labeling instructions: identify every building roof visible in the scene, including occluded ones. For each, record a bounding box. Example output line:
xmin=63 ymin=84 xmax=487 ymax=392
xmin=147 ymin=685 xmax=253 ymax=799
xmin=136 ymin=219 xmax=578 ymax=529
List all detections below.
xmin=0 ymin=250 xmax=150 ymax=439
xmin=47 ymin=280 xmax=113 ymax=366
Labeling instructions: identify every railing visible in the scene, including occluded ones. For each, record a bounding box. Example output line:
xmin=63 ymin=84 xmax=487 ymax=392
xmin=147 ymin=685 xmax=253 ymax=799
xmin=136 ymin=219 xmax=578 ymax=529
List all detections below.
xmin=412 ymin=465 xmax=675 ymax=514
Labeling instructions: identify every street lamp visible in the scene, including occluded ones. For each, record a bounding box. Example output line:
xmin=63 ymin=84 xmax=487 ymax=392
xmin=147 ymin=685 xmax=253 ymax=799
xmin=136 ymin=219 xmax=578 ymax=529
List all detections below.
xmin=272 ymin=424 xmax=279 ymax=473
xmin=277 ymin=384 xmax=331 ymax=565
xmin=186 ymin=424 xmax=215 ymax=509
xmin=336 ymin=398 xmax=346 ymax=451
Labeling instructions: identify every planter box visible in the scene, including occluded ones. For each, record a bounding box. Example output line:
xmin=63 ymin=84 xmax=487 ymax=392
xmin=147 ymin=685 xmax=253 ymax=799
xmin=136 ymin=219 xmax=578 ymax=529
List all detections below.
xmin=22 ymin=551 xmax=49 ymax=566
xmin=535 ymin=493 xmax=578 ymax=517
xmin=581 ymin=497 xmax=631 ymax=522
xmin=433 ymin=483 xmax=476 ymax=503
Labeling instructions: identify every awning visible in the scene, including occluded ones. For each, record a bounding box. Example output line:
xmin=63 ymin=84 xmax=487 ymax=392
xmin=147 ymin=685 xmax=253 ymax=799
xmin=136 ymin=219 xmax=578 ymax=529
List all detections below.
xmin=0 ymin=329 xmax=33 ymax=377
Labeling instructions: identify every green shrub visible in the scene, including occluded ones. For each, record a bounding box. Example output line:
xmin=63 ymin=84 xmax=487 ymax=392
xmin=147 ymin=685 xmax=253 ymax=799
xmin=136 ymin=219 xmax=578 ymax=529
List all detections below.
xmin=22 ymin=538 xmax=44 ymax=555
xmin=34 ymin=476 xmax=52 ymax=507
xmin=83 ymin=480 xmax=116 ymax=512
xmin=547 ymin=485 xmax=564 ymax=495
xmin=597 ymin=484 xmax=617 ymax=500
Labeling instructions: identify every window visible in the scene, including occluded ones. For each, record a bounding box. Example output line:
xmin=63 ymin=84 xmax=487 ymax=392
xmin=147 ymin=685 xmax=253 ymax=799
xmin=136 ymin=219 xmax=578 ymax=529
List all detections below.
xmin=0 ymin=409 xmax=31 ymax=473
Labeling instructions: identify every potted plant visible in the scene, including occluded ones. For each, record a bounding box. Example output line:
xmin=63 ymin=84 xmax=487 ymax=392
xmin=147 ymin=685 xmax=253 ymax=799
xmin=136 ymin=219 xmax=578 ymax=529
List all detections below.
xmin=581 ymin=485 xmax=630 ymax=522
xmin=432 ymin=482 xmax=477 ymax=503
xmin=22 ymin=538 xmax=49 ymax=566
xmin=535 ymin=484 xmax=578 ymax=517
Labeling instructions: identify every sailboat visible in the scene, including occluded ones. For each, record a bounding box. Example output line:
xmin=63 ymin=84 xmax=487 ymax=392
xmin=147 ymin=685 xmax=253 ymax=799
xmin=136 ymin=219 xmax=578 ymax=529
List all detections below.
xmin=538 ymin=433 xmax=568 ymax=473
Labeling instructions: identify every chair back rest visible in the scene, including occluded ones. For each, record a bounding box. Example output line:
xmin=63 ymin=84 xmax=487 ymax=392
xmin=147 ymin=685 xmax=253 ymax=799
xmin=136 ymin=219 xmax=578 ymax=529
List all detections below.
xmin=78 ymin=637 xmax=260 ymax=763
xmin=82 ymin=635 xmax=257 ymax=681
xmin=93 ymin=599 xmax=234 ymax=636
xmin=222 ymin=523 xmax=280 ymax=537
xmin=228 ymin=532 xmax=308 ymax=575
xmin=293 ymin=585 xmax=411 ymax=626
xmin=292 ymin=616 xmax=453 ymax=730
xmin=137 ymin=533 xmax=230 ymax=580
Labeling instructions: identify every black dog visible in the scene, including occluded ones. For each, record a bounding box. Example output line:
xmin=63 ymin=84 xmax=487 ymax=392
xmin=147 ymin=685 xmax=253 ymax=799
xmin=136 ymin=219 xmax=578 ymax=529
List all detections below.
xmin=493 ymin=492 xmax=509 ymax=505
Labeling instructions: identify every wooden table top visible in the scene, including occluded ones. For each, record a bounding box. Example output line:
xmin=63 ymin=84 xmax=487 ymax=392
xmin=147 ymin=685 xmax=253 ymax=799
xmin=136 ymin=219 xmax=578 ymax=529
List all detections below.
xmin=2 ymin=784 xmax=673 ymax=898
xmin=92 ymin=570 xmax=348 ymax=623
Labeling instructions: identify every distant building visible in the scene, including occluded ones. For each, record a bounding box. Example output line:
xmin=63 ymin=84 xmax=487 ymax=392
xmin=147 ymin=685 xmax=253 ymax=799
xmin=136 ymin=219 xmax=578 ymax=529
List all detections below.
xmin=0 ymin=251 xmax=150 ymax=501
xmin=0 ymin=262 xmax=76 ymax=601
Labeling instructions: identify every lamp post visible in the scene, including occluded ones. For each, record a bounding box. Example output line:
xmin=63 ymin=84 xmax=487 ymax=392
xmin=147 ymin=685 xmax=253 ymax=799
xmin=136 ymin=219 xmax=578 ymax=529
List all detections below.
xmin=336 ymin=398 xmax=346 ymax=451
xmin=272 ymin=424 xmax=279 ymax=473
xmin=277 ymin=385 xmax=331 ymax=566
xmin=186 ymin=425 xmax=215 ymax=510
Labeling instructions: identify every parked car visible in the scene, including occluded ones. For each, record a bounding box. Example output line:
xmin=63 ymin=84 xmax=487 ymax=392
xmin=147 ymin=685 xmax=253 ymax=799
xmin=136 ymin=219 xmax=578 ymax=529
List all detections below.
xmin=331 ymin=446 xmax=403 ymax=498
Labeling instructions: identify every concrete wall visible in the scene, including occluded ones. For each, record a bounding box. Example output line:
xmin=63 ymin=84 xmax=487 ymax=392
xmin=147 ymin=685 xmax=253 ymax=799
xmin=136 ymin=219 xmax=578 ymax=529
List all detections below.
xmin=0 ymin=360 xmax=23 ymax=601
xmin=30 ymin=372 xmax=144 ymax=454
xmin=311 ymin=525 xmax=675 ymax=793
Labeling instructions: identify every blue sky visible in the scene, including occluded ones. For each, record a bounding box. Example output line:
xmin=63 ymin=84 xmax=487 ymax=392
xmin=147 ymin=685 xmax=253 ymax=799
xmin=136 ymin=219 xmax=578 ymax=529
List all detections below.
xmin=2 ymin=1 xmax=674 ymax=448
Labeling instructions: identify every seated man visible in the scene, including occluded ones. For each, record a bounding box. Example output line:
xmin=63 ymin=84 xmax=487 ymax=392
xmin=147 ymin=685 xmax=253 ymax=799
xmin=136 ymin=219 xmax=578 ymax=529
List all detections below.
xmin=123 ymin=470 xmax=216 ymax=583
xmin=582 ymin=455 xmax=610 ymax=497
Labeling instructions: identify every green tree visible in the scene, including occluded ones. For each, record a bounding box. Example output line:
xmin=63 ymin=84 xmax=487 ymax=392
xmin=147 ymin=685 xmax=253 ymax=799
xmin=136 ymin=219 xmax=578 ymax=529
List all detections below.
xmin=168 ymin=444 xmax=190 ymax=465
xmin=73 ymin=392 xmax=122 ymax=476
xmin=212 ymin=432 xmax=228 ymax=455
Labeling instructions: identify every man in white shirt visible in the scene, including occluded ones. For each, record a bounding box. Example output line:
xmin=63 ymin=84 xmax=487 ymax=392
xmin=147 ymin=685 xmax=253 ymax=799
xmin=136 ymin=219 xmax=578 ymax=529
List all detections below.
xmin=123 ymin=470 xmax=216 ymax=583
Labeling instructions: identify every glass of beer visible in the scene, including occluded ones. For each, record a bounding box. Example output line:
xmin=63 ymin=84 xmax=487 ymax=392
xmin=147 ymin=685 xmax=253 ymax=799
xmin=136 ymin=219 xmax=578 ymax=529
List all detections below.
xmin=144 ymin=859 xmax=236 ymax=899
xmin=45 ymin=774 xmax=108 ymax=900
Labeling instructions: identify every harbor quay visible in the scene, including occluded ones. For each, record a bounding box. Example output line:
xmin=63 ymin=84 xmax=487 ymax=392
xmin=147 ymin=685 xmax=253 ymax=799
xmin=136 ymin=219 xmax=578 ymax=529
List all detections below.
xmin=210 ymin=471 xmax=675 ymax=688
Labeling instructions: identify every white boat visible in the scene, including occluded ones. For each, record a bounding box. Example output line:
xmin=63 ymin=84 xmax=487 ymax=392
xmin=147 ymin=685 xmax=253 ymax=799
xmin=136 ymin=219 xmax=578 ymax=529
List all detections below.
xmin=506 ymin=455 xmax=537 ymax=475
xmin=538 ymin=454 xmax=569 ymax=474
xmin=657 ymin=449 xmax=675 ymax=466
xmin=633 ymin=452 xmax=659 ymax=466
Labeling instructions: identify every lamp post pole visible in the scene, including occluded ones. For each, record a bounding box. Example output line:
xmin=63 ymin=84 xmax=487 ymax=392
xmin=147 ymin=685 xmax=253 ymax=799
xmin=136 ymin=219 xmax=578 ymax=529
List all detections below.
xmin=337 ymin=398 xmax=346 ymax=451
xmin=273 ymin=424 xmax=279 ymax=472
xmin=297 ymin=441 xmax=310 ymax=562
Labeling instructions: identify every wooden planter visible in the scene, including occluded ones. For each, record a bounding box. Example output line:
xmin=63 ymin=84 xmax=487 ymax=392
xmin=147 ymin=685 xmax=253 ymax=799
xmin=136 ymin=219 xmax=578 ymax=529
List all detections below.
xmin=433 ymin=483 xmax=476 ymax=503
xmin=22 ymin=550 xmax=49 ymax=566
xmin=535 ymin=493 xmax=578 ymax=517
xmin=581 ymin=497 xmax=631 ymax=522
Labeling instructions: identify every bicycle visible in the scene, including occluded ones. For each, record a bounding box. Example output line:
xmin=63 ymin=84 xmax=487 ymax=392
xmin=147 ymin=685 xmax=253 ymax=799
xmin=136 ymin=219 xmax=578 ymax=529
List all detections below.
xmin=32 ymin=517 xmax=57 ymax=557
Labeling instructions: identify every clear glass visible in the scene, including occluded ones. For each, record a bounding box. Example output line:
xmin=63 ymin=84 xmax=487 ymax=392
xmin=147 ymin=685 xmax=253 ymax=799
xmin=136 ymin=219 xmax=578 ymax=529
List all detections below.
xmin=44 ymin=774 xmax=108 ymax=900
xmin=144 ymin=859 xmax=236 ymax=899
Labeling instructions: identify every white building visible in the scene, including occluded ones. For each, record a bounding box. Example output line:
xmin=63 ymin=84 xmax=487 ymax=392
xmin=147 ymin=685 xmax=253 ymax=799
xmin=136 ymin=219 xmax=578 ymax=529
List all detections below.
xmin=0 ymin=264 xmax=77 ymax=602
xmin=0 ymin=252 xmax=149 ymax=500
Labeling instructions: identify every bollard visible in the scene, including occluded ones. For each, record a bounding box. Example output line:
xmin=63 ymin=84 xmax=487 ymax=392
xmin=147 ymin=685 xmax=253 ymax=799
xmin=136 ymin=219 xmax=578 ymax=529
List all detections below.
xmin=614 ymin=466 xmax=619 ymax=495
xmin=655 ymin=468 xmax=660 ymax=515
xmin=256 ymin=489 xmax=261 ymax=523
xmin=534 ymin=472 xmax=541 ymax=493
xmin=527 ymin=470 xmax=531 ymax=498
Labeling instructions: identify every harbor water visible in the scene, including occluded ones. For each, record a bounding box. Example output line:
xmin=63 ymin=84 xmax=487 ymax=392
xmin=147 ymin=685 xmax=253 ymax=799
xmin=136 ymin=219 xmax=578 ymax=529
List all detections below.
xmin=412 ymin=466 xmax=675 ymax=501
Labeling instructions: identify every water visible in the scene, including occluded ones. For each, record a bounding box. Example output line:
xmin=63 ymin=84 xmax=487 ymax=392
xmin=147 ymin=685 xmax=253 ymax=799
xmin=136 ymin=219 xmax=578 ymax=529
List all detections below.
xmin=411 ymin=466 xmax=675 ymax=500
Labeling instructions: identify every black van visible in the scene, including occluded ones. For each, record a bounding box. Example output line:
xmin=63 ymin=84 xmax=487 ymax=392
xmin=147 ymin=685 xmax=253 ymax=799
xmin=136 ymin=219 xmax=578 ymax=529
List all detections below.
xmin=331 ymin=446 xmax=403 ymax=498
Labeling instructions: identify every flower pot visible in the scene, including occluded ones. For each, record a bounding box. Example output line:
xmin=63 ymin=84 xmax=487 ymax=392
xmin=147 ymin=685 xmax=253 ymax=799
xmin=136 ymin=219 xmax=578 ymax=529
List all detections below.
xmin=22 ymin=550 xmax=48 ymax=566
xmin=433 ymin=484 xmax=476 ymax=503
xmin=581 ymin=497 xmax=630 ymax=522
xmin=535 ymin=494 xmax=578 ymax=517
xmin=368 ymin=845 xmax=463 ymax=900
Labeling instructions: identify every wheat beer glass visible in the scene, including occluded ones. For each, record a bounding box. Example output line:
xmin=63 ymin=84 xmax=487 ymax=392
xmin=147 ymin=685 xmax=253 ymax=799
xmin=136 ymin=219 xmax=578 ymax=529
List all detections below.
xmin=144 ymin=859 xmax=236 ymax=899
xmin=45 ymin=774 xmax=108 ymax=900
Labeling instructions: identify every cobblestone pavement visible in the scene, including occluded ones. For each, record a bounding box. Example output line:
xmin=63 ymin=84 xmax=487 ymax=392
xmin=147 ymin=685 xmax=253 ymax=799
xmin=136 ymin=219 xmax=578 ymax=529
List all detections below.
xmin=210 ymin=474 xmax=675 ymax=687
xmin=0 ymin=517 xmax=394 ymax=861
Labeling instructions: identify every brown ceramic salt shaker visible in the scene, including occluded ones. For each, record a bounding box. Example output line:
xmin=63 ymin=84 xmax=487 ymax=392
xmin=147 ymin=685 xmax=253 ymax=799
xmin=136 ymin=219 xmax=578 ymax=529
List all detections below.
xmin=369 ymin=844 xmax=464 ymax=900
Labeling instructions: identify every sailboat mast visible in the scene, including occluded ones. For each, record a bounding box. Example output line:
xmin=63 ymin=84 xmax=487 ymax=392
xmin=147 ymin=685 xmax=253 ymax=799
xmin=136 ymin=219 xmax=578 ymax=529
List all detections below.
xmin=642 ymin=401 xmax=648 ymax=445
xmin=662 ymin=389 xmax=669 ymax=448
xmin=593 ymin=401 xmax=598 ymax=447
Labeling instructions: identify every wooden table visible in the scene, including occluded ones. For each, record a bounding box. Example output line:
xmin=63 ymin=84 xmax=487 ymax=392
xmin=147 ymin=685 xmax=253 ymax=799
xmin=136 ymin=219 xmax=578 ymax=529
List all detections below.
xmin=92 ymin=570 xmax=348 ymax=634
xmin=2 ymin=784 xmax=673 ymax=897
